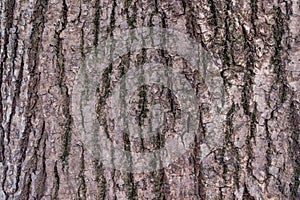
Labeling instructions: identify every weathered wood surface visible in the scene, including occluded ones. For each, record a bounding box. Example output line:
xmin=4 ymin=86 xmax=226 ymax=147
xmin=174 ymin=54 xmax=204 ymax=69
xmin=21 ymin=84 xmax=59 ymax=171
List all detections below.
xmin=0 ymin=0 xmax=299 ymax=199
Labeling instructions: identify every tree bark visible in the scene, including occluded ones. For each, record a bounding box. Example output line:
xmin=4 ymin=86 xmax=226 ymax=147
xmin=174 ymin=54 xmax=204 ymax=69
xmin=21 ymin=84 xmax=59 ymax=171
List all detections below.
xmin=0 ymin=0 xmax=299 ymax=199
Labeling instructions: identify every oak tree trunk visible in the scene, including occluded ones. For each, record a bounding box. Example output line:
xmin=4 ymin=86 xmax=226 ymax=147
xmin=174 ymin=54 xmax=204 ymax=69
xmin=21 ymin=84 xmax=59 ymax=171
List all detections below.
xmin=0 ymin=0 xmax=299 ymax=199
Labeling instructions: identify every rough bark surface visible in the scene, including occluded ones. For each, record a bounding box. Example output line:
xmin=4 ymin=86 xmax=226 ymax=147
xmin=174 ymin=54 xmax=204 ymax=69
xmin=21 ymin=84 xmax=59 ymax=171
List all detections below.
xmin=0 ymin=0 xmax=299 ymax=199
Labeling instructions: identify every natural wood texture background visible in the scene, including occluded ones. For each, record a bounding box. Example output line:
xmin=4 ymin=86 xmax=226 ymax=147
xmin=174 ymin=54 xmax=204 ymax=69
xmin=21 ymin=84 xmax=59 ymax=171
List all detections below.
xmin=0 ymin=0 xmax=299 ymax=199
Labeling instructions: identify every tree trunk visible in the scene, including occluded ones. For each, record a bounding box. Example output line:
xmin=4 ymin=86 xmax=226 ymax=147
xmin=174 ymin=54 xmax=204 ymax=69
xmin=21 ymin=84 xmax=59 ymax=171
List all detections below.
xmin=0 ymin=0 xmax=299 ymax=199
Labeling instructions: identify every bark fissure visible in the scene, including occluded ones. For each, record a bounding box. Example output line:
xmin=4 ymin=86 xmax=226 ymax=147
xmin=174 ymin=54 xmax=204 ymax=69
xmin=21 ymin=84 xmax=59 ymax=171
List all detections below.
xmin=52 ymin=161 xmax=60 ymax=199
xmin=93 ymin=0 xmax=101 ymax=47
xmin=270 ymin=6 xmax=288 ymax=105
xmin=94 ymin=160 xmax=107 ymax=200
xmin=77 ymin=144 xmax=87 ymax=200
xmin=289 ymin=99 xmax=300 ymax=199
xmin=54 ymin=0 xmax=72 ymax=172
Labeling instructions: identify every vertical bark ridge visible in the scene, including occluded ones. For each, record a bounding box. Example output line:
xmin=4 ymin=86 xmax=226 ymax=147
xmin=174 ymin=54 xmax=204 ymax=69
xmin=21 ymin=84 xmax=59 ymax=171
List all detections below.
xmin=6 ymin=18 xmax=20 ymax=150
xmin=0 ymin=0 xmax=16 ymax=167
xmin=12 ymin=0 xmax=49 ymax=198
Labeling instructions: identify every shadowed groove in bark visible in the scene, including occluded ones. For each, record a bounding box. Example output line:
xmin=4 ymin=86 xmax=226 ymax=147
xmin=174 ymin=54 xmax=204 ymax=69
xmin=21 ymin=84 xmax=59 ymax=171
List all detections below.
xmin=124 ymin=172 xmax=138 ymax=200
xmin=240 ymin=4 xmax=259 ymax=191
xmin=122 ymin=81 xmax=138 ymax=199
xmin=80 ymin=24 xmax=85 ymax=59
xmin=241 ymin=8 xmax=256 ymax=117
xmin=96 ymin=78 xmax=116 ymax=197
xmin=219 ymin=0 xmax=234 ymax=88
xmin=96 ymin=109 xmax=117 ymax=198
xmin=242 ymin=183 xmax=255 ymax=200
xmin=264 ymin=116 xmax=273 ymax=186
xmin=246 ymin=103 xmax=257 ymax=180
xmin=225 ymin=103 xmax=241 ymax=191
xmin=77 ymin=144 xmax=87 ymax=200
xmin=193 ymin=108 xmax=206 ymax=200
xmin=98 ymin=0 xmax=117 ymax=105
xmin=271 ymin=6 xmax=288 ymax=105
xmin=17 ymin=171 xmax=32 ymax=200
xmin=35 ymin=120 xmax=47 ymax=199
xmin=219 ymin=102 xmax=236 ymax=199
xmin=136 ymin=67 xmax=147 ymax=152
xmin=93 ymin=0 xmax=101 ymax=47
xmin=184 ymin=0 xmax=207 ymax=50
xmin=52 ymin=161 xmax=60 ymax=199
xmin=207 ymin=0 xmax=218 ymax=36
xmin=289 ymin=98 xmax=300 ymax=199
xmin=232 ymin=145 xmax=241 ymax=191
xmin=55 ymin=0 xmax=73 ymax=172
xmin=94 ymin=159 xmax=107 ymax=199
xmin=125 ymin=0 xmax=137 ymax=28
xmin=107 ymin=0 xmax=117 ymax=36
xmin=250 ymin=0 xmax=258 ymax=36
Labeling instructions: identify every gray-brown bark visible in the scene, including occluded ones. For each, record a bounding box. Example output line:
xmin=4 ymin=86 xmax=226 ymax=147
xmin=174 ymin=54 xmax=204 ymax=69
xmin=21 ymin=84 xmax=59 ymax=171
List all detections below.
xmin=0 ymin=0 xmax=299 ymax=199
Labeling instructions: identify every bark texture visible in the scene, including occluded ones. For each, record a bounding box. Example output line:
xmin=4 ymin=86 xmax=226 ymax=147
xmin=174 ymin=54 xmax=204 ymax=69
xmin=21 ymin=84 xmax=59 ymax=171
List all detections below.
xmin=0 ymin=0 xmax=299 ymax=199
